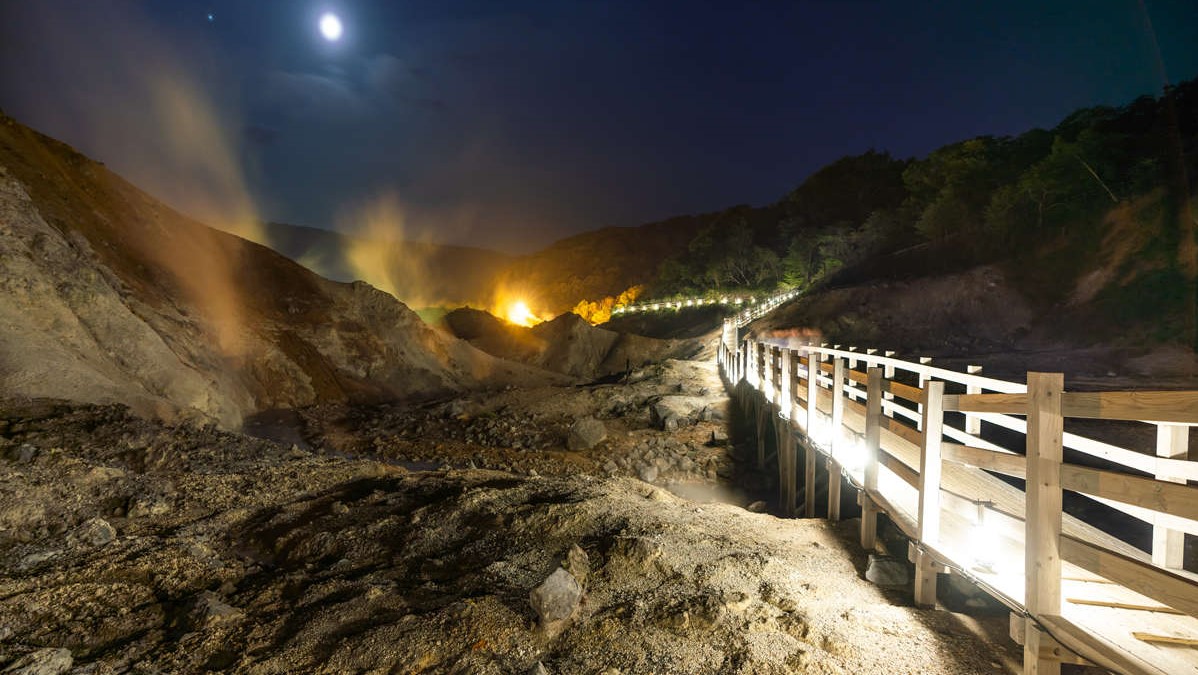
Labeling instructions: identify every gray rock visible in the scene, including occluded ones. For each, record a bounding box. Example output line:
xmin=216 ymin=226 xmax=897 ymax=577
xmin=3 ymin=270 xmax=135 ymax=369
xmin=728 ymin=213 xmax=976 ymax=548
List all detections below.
xmin=864 ymin=554 xmax=910 ymax=587
xmin=530 ymin=662 xmax=549 ymax=675
xmin=529 ymin=568 xmax=582 ymax=627
xmin=567 ymin=417 xmax=607 ymax=451
xmin=72 ymin=517 xmax=116 ymax=547
xmin=745 ymin=501 xmax=768 ymax=513
xmin=707 ymin=429 xmax=728 ymax=446
xmin=637 ymin=464 xmax=659 ymax=484
xmin=14 ymin=444 xmax=37 ymax=464
xmin=2 ymin=647 xmax=72 ymax=674
xmin=17 ymin=550 xmax=61 ymax=570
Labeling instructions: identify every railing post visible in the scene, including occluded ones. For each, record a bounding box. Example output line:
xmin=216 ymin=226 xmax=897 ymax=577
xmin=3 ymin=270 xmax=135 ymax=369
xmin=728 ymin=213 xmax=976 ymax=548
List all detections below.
xmin=772 ymin=346 xmax=783 ymax=405
xmin=1153 ymin=423 xmax=1189 ymax=570
xmin=914 ymin=380 xmax=945 ymax=608
xmin=916 ymin=356 xmax=932 ymax=430
xmin=788 ymin=350 xmax=801 ymax=422
xmin=828 ymin=358 xmax=846 ymax=521
xmin=1024 ymin=372 xmax=1064 ymax=675
xmin=861 ymin=367 xmax=882 ymax=550
xmin=779 ymin=420 xmax=797 ymax=517
xmin=779 ymin=347 xmax=791 ymax=415
xmin=882 ymin=351 xmax=896 ymax=413
xmin=965 ymin=365 xmax=983 ymax=435
xmin=756 ymin=398 xmax=767 ymax=471
xmin=756 ymin=342 xmax=766 ymax=390
xmin=805 ymin=349 xmax=820 ymax=518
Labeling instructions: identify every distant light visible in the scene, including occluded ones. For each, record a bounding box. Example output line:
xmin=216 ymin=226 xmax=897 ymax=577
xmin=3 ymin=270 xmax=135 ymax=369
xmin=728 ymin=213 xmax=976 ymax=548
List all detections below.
xmin=319 ymin=13 xmax=343 ymax=41
xmin=207 ymin=12 xmax=214 ymax=22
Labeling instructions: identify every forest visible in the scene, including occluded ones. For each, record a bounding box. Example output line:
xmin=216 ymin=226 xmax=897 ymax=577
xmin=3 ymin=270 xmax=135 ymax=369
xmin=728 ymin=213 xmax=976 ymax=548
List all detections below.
xmin=653 ymin=78 xmax=1198 ymax=299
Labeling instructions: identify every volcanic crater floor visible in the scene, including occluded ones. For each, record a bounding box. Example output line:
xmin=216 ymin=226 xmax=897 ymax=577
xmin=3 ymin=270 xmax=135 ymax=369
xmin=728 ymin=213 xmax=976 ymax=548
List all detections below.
xmin=0 ymin=354 xmax=1024 ymax=673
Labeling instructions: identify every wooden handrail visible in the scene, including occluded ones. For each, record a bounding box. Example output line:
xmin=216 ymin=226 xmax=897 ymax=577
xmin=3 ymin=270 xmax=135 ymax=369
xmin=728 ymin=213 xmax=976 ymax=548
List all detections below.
xmin=721 ymin=327 xmax=1198 ymax=675
xmin=1060 ymin=463 xmax=1198 ymax=522
xmin=1062 ymin=390 xmax=1198 ymax=424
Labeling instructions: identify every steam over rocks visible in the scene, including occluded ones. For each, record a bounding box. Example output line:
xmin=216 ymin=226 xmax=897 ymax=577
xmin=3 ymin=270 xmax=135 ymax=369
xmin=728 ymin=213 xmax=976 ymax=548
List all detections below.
xmin=0 ymin=117 xmax=560 ymax=428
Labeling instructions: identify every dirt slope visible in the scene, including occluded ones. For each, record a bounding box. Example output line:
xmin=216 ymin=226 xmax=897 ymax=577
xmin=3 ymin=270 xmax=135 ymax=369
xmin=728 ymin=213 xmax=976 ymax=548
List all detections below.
xmin=0 ymin=115 xmax=556 ymax=428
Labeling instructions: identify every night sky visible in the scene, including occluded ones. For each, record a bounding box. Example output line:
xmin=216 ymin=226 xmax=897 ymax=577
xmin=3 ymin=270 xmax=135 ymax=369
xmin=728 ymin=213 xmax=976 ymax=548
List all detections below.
xmin=2 ymin=1 xmax=1197 ymax=253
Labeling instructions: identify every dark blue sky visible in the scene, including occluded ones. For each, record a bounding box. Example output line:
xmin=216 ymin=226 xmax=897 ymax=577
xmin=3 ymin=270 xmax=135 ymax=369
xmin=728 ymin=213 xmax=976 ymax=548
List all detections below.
xmin=3 ymin=1 xmax=1197 ymax=252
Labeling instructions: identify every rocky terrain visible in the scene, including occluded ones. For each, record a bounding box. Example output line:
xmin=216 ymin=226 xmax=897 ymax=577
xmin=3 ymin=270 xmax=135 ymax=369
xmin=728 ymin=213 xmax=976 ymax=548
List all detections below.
xmin=0 ymin=114 xmax=1038 ymax=674
xmin=0 ymin=114 xmax=556 ymax=430
xmin=442 ymin=308 xmax=704 ymax=381
xmin=0 ymin=390 xmax=1021 ymax=674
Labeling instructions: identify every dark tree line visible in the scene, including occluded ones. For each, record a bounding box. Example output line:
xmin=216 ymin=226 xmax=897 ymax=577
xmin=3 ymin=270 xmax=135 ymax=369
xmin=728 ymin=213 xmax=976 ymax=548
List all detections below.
xmin=652 ymin=78 xmax=1198 ymax=299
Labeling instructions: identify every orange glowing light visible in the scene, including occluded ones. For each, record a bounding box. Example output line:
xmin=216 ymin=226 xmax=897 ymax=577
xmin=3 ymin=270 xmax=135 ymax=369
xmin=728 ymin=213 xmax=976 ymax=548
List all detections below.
xmin=506 ymin=300 xmax=541 ymax=327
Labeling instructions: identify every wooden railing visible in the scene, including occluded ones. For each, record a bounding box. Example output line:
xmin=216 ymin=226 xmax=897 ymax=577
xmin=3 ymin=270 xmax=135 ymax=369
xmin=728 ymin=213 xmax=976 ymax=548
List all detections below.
xmin=717 ymin=321 xmax=1198 ymax=675
xmin=612 ymin=288 xmax=799 ymax=317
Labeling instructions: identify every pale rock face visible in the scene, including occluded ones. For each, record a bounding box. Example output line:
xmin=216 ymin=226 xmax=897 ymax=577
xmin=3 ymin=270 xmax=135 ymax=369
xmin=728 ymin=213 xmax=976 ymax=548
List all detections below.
xmin=0 ymin=120 xmax=557 ymax=428
xmin=0 ymin=165 xmax=246 ymax=426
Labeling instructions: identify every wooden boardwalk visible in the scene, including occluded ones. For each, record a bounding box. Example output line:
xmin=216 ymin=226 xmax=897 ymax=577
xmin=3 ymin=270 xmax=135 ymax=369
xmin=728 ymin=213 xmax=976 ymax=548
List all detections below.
xmin=719 ymin=315 xmax=1198 ymax=675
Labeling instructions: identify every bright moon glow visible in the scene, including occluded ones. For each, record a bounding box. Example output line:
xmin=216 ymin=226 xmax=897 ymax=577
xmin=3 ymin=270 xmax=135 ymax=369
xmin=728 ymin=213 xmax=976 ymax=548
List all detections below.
xmin=319 ymin=13 xmax=343 ymax=41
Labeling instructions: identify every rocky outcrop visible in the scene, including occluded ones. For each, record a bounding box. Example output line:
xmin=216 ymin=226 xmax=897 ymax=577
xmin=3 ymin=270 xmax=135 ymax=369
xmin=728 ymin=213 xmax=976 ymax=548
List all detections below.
xmin=0 ymin=116 xmax=554 ymax=427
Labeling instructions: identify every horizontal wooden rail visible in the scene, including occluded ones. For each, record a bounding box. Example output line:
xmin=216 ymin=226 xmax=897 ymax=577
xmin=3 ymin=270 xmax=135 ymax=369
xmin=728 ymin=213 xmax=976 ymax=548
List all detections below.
xmin=1060 ymin=463 xmax=1198 ymax=522
xmin=942 ymin=442 xmax=1026 ymax=478
xmin=1061 ymin=391 xmax=1198 ymax=424
xmin=887 ymin=379 xmax=925 ymax=405
xmin=944 ymin=393 xmax=1028 ymax=414
xmin=880 ymin=449 xmax=920 ymax=488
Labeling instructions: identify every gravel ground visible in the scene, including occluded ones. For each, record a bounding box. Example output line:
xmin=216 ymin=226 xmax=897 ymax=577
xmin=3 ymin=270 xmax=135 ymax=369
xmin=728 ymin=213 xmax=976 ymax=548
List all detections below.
xmin=0 ymin=357 xmax=1026 ymax=673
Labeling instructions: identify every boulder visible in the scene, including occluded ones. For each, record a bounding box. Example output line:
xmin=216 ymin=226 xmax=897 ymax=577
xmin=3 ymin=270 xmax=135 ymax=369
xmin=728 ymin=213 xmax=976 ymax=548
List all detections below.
xmin=864 ymin=554 xmax=909 ymax=588
xmin=71 ymin=517 xmax=116 ymax=547
xmin=637 ymin=464 xmax=659 ymax=484
xmin=567 ymin=417 xmax=607 ymax=451
xmin=529 ymin=568 xmax=582 ymax=628
xmin=650 ymin=396 xmax=718 ymax=430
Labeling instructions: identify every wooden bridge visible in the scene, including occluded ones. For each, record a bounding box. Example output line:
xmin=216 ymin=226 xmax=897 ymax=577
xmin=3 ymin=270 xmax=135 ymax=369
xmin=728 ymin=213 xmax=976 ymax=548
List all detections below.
xmin=718 ymin=307 xmax=1198 ymax=674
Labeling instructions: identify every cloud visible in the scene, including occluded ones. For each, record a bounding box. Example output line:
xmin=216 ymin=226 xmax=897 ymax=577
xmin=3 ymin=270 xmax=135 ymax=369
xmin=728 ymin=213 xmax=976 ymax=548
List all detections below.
xmin=257 ymin=70 xmax=371 ymax=123
xmin=254 ymin=52 xmax=442 ymax=126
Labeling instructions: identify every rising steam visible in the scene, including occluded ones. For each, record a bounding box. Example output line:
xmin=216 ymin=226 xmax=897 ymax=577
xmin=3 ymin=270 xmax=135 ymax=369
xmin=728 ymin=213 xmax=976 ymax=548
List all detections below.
xmin=340 ymin=193 xmax=451 ymax=309
xmin=3 ymin=3 xmax=268 ymax=355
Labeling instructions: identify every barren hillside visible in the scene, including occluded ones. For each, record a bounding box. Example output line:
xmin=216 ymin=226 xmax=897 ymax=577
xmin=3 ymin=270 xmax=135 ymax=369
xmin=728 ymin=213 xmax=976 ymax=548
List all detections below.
xmin=0 ymin=115 xmax=557 ymax=428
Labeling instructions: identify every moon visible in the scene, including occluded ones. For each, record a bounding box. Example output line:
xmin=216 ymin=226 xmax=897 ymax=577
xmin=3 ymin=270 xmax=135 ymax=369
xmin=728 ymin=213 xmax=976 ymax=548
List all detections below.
xmin=319 ymin=13 xmax=343 ymax=41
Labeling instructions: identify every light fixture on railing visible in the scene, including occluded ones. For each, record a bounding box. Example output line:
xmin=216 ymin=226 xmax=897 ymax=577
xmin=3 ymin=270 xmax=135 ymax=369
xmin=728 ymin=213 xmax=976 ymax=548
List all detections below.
xmin=968 ymin=500 xmax=997 ymax=573
xmin=836 ymin=430 xmax=867 ymax=473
